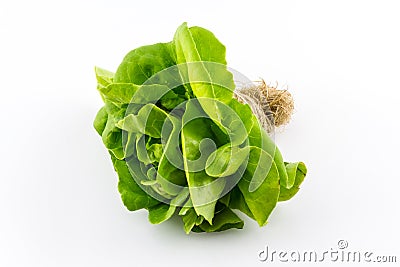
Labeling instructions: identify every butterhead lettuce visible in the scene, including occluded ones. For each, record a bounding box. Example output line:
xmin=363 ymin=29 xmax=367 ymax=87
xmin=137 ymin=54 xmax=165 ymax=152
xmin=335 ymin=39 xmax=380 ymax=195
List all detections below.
xmin=93 ymin=23 xmax=306 ymax=233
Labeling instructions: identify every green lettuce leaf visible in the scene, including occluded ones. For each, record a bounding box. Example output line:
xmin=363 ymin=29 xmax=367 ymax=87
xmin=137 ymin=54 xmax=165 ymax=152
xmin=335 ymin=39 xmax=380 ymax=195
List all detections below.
xmin=279 ymin=162 xmax=307 ymax=201
xmin=238 ymin=147 xmax=280 ymax=226
xmin=114 ymin=42 xmax=176 ymax=85
xmin=93 ymin=107 xmax=108 ymax=136
xmin=111 ymin=155 xmax=159 ymax=211
xmin=194 ymin=203 xmax=244 ymax=232
xmin=148 ymin=188 xmax=189 ymax=224
xmin=174 ymin=23 xmax=234 ymax=103
xmin=181 ymin=116 xmax=225 ymax=224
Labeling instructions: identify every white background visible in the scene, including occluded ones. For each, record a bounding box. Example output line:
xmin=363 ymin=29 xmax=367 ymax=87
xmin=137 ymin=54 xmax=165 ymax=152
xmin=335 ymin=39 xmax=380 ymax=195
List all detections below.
xmin=1 ymin=0 xmax=399 ymax=266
